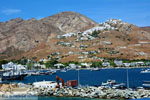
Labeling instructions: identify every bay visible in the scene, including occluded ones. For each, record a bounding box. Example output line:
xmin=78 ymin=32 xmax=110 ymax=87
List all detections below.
xmin=10 ymin=68 xmax=150 ymax=88
xmin=4 ymin=68 xmax=150 ymax=100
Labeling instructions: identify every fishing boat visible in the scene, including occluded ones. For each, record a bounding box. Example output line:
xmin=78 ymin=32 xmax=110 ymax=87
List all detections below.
xmin=2 ymin=71 xmax=28 ymax=81
xmin=142 ymin=81 xmax=150 ymax=88
xmin=140 ymin=69 xmax=150 ymax=73
xmin=90 ymin=68 xmax=100 ymax=71
xmin=39 ymin=70 xmax=56 ymax=75
xmin=101 ymin=80 xmax=125 ymax=89
xmin=60 ymin=69 xmax=67 ymax=72
xmin=28 ymin=70 xmax=56 ymax=76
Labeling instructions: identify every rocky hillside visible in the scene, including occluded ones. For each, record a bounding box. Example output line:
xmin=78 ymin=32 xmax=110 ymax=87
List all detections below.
xmin=0 ymin=12 xmax=150 ymax=61
xmin=141 ymin=26 xmax=150 ymax=33
xmin=0 ymin=11 xmax=97 ymax=59
xmin=11 ymin=19 xmax=150 ymax=62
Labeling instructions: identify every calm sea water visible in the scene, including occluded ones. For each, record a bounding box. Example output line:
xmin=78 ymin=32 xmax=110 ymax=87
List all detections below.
xmin=9 ymin=68 xmax=150 ymax=88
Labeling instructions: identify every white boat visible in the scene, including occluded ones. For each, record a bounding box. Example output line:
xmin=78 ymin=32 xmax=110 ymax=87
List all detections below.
xmin=60 ymin=69 xmax=67 ymax=72
xmin=142 ymin=81 xmax=150 ymax=88
xmin=140 ymin=69 xmax=150 ymax=73
xmin=2 ymin=71 xmax=28 ymax=81
xmin=101 ymin=80 xmax=125 ymax=89
xmin=90 ymin=68 xmax=100 ymax=71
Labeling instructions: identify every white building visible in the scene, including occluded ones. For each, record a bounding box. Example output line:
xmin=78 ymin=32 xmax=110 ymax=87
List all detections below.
xmin=54 ymin=63 xmax=64 ymax=68
xmin=81 ymin=63 xmax=91 ymax=68
xmin=123 ymin=63 xmax=131 ymax=67
xmin=102 ymin=62 xmax=110 ymax=67
xmin=2 ymin=62 xmax=26 ymax=71
xmin=136 ymin=62 xmax=145 ymax=66
xmin=114 ymin=60 xmax=123 ymax=66
xmin=69 ymin=64 xmax=77 ymax=69
xmin=33 ymin=81 xmax=61 ymax=88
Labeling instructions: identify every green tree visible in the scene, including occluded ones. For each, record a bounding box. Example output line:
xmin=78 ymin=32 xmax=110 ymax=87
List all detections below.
xmin=91 ymin=30 xmax=101 ymax=37
xmin=45 ymin=61 xmax=51 ymax=68
xmin=0 ymin=60 xmax=8 ymax=69
xmin=110 ymin=61 xmax=116 ymax=67
xmin=91 ymin=62 xmax=102 ymax=68
xmin=27 ymin=62 xmax=34 ymax=70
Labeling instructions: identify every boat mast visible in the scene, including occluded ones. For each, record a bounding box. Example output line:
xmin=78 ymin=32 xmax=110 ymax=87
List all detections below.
xmin=78 ymin=70 xmax=80 ymax=87
xmin=127 ymin=68 xmax=129 ymax=88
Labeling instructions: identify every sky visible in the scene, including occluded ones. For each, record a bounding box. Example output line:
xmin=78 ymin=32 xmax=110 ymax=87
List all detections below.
xmin=0 ymin=0 xmax=150 ymax=26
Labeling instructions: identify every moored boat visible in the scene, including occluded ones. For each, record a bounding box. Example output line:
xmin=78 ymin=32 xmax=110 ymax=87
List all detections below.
xmin=2 ymin=71 xmax=28 ymax=81
xmin=140 ymin=69 xmax=150 ymax=73
xmin=60 ymin=69 xmax=67 ymax=72
xmin=142 ymin=81 xmax=150 ymax=88
xmin=101 ymin=80 xmax=126 ymax=89
xmin=90 ymin=68 xmax=100 ymax=71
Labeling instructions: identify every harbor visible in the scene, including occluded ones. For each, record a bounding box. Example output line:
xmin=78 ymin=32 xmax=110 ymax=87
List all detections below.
xmin=0 ymin=68 xmax=150 ymax=99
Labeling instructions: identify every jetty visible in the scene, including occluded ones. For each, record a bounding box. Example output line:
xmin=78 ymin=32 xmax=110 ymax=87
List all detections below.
xmin=0 ymin=82 xmax=150 ymax=99
xmin=35 ymin=85 xmax=150 ymax=99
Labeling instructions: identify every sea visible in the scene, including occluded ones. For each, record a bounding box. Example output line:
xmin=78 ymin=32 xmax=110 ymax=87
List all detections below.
xmin=5 ymin=68 xmax=150 ymax=100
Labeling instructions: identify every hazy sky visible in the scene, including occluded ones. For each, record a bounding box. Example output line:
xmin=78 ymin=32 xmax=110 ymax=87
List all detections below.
xmin=0 ymin=0 xmax=150 ymax=26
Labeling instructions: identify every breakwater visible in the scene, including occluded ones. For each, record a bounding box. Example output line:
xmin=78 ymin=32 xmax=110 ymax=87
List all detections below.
xmin=35 ymin=86 xmax=150 ymax=99
xmin=0 ymin=83 xmax=150 ymax=99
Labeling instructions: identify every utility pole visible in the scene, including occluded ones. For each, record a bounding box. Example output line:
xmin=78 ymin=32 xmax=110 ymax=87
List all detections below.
xmin=78 ymin=70 xmax=80 ymax=87
xmin=127 ymin=68 xmax=129 ymax=88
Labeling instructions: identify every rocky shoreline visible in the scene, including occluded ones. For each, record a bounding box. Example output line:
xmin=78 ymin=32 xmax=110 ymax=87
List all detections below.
xmin=34 ymin=86 xmax=150 ymax=99
xmin=0 ymin=83 xmax=150 ymax=99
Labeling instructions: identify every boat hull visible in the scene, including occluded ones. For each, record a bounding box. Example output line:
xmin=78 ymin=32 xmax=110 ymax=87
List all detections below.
xmin=2 ymin=74 xmax=27 ymax=81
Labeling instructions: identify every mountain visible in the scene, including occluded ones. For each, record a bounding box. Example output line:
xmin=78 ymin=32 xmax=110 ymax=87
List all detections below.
xmin=0 ymin=12 xmax=150 ymax=61
xmin=41 ymin=12 xmax=97 ymax=33
xmin=0 ymin=11 xmax=97 ymax=60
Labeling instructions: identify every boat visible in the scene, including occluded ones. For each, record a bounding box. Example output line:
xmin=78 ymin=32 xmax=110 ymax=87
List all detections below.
xmin=101 ymin=80 xmax=126 ymax=89
xmin=142 ymin=81 xmax=150 ymax=88
xmin=60 ymin=69 xmax=67 ymax=72
xmin=140 ymin=69 xmax=150 ymax=73
xmin=28 ymin=70 xmax=56 ymax=76
xmin=2 ymin=71 xmax=28 ymax=81
xmin=90 ymin=68 xmax=100 ymax=71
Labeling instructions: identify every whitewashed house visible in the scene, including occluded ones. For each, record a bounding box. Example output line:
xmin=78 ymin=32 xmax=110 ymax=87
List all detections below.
xmin=81 ymin=63 xmax=91 ymax=68
xmin=136 ymin=62 xmax=145 ymax=66
xmin=114 ymin=60 xmax=123 ymax=66
xmin=69 ymin=64 xmax=77 ymax=69
xmin=54 ymin=63 xmax=64 ymax=69
xmin=34 ymin=63 xmax=46 ymax=69
xmin=123 ymin=63 xmax=131 ymax=67
xmin=130 ymin=62 xmax=137 ymax=67
xmin=33 ymin=81 xmax=62 ymax=88
xmin=2 ymin=62 xmax=26 ymax=71
xmin=102 ymin=62 xmax=110 ymax=67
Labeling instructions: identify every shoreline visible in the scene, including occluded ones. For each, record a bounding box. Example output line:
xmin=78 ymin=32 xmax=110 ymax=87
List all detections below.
xmin=0 ymin=83 xmax=150 ymax=99
xmin=47 ymin=66 xmax=150 ymax=71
